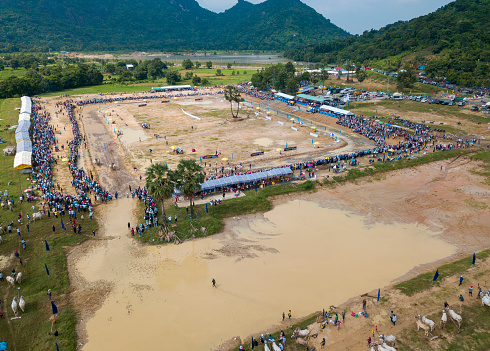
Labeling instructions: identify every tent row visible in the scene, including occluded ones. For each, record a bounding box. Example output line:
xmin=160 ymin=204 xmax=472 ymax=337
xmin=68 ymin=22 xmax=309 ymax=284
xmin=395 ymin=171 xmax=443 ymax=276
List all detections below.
xmin=14 ymin=97 xmax=32 ymax=170
xmin=200 ymin=167 xmax=293 ymax=191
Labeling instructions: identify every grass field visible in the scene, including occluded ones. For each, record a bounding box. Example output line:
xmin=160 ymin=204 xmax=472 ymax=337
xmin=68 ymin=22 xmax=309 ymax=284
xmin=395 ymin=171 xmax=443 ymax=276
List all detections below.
xmin=395 ymin=249 xmax=490 ymax=296
xmin=0 ymin=68 xmax=29 ymax=81
xmin=0 ymin=98 xmax=98 ymax=351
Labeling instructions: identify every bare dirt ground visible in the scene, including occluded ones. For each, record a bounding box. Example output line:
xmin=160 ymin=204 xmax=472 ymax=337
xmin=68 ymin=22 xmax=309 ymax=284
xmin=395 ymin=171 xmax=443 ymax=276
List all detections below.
xmin=88 ymin=95 xmax=373 ymax=175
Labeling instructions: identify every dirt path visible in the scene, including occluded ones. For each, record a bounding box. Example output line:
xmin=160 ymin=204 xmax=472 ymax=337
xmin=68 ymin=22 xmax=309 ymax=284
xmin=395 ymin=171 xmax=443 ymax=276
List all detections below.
xmin=80 ymin=109 xmax=139 ymax=194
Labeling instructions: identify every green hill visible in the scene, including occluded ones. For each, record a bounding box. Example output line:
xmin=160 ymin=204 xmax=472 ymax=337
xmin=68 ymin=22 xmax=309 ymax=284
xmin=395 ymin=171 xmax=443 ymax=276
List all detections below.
xmin=0 ymin=0 xmax=349 ymax=52
xmin=285 ymin=0 xmax=490 ymax=85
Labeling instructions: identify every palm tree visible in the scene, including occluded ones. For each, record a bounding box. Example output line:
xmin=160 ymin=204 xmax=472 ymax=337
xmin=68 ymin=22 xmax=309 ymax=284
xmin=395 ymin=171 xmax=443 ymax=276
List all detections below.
xmin=146 ymin=163 xmax=174 ymax=231
xmin=224 ymin=85 xmax=244 ymax=118
xmin=172 ymin=160 xmax=205 ymax=216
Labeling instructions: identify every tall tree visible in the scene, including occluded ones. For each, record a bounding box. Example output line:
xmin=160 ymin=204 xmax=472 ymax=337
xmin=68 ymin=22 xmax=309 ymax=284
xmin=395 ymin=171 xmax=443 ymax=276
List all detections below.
xmin=182 ymin=58 xmax=194 ymax=70
xmin=224 ymin=85 xmax=244 ymax=119
xmin=172 ymin=160 xmax=205 ymax=216
xmin=356 ymin=67 xmax=367 ymax=88
xmin=146 ymin=163 xmax=174 ymax=232
xmin=206 ymin=61 xmax=212 ymax=69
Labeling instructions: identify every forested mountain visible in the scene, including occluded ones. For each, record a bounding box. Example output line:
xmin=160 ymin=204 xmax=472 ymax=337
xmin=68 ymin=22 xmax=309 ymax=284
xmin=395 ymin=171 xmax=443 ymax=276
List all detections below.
xmin=285 ymin=0 xmax=490 ymax=85
xmin=0 ymin=0 xmax=349 ymax=52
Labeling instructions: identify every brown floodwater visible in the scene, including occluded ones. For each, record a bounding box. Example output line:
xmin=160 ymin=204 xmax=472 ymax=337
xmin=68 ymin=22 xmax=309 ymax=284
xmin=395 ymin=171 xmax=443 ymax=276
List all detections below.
xmin=75 ymin=198 xmax=456 ymax=351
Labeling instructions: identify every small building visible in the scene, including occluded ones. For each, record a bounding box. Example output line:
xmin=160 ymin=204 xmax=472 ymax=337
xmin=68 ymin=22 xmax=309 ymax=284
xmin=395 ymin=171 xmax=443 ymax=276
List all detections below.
xmin=126 ymin=64 xmax=134 ymax=70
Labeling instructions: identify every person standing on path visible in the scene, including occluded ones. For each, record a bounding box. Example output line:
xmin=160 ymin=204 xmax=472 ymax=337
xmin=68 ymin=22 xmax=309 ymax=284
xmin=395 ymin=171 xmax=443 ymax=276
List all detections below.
xmin=282 ymin=312 xmax=285 ymax=321
xmin=392 ymin=314 xmax=397 ymax=326
xmin=469 ymin=286 xmax=473 ymax=297
xmin=212 ymin=278 xmax=216 ymax=287
xmin=342 ymin=310 xmax=345 ymax=323
xmin=288 ymin=310 xmax=292 ymax=319
xmin=460 ymin=275 xmax=464 ymax=286
xmin=390 ymin=311 xmax=394 ymax=323
xmin=363 ymin=299 xmax=367 ymax=311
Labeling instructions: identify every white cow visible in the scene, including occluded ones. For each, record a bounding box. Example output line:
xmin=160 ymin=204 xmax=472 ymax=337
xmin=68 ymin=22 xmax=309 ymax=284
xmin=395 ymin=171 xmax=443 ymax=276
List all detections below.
xmin=481 ymin=295 xmax=490 ymax=307
xmin=16 ymin=272 xmax=22 ymax=284
xmin=18 ymin=296 xmax=25 ymax=312
xmin=421 ymin=315 xmax=435 ymax=332
xmin=6 ymin=276 xmax=15 ymax=286
xmin=441 ymin=310 xmax=447 ymax=329
xmin=446 ymin=308 xmax=462 ymax=329
xmin=11 ymin=297 xmax=18 ymax=316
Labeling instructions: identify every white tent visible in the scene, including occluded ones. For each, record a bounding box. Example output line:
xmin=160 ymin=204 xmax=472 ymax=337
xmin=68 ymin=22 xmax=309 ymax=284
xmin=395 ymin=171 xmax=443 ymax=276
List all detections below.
xmin=20 ymin=96 xmax=32 ymax=114
xmin=18 ymin=113 xmax=31 ymax=122
xmin=320 ymin=105 xmax=355 ymax=116
xmin=275 ymin=92 xmax=295 ymax=101
xmin=13 ymin=151 xmax=32 ymax=170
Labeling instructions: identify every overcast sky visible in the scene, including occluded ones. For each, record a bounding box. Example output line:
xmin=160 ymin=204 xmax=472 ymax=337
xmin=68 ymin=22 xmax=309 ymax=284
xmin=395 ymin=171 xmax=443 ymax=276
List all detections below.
xmin=197 ymin=0 xmax=454 ymax=34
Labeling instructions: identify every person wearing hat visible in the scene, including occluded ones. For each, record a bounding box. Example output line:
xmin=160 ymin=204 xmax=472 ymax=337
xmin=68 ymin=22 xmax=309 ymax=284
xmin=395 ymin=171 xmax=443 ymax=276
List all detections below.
xmin=469 ymin=286 xmax=473 ymax=297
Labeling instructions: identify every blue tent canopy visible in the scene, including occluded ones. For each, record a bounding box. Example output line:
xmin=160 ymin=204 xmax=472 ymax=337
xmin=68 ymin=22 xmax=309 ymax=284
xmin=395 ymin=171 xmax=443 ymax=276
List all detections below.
xmin=200 ymin=167 xmax=293 ymax=191
xmin=15 ymin=120 xmax=30 ymax=133
xmin=17 ymin=140 xmax=33 ymax=152
xmin=15 ymin=131 xmax=30 ymax=142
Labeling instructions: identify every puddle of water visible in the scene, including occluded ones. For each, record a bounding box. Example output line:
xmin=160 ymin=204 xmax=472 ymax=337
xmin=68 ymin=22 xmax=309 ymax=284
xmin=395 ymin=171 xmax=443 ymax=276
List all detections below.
xmin=120 ymin=127 xmax=150 ymax=144
xmin=78 ymin=199 xmax=456 ymax=351
xmin=254 ymin=137 xmax=274 ymax=147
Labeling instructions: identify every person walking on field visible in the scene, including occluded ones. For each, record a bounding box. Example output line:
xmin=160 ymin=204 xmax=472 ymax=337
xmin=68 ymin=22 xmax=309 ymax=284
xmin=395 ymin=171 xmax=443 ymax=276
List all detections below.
xmin=212 ymin=278 xmax=216 ymax=288
xmin=282 ymin=312 xmax=285 ymax=321
xmin=460 ymin=275 xmax=464 ymax=286
xmin=288 ymin=310 xmax=291 ymax=319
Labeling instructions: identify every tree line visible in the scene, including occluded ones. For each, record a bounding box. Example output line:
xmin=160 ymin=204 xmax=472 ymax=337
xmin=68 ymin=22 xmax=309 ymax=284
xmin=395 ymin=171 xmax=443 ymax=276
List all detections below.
xmin=285 ymin=0 xmax=490 ymax=87
xmin=0 ymin=64 xmax=103 ymax=98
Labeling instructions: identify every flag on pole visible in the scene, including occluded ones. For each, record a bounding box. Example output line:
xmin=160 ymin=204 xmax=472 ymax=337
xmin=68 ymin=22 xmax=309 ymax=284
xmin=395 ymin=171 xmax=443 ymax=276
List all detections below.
xmin=45 ymin=241 xmax=50 ymax=251
xmin=433 ymin=269 xmax=439 ymax=281
xmin=61 ymin=218 xmax=65 ymax=231
xmin=377 ymin=288 xmax=380 ymax=302
xmin=45 ymin=263 xmax=50 ymax=276
xmin=51 ymin=301 xmax=58 ymax=315
xmin=56 ymin=343 xmax=60 ymax=351
xmin=472 ymin=253 xmax=476 ymax=265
